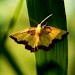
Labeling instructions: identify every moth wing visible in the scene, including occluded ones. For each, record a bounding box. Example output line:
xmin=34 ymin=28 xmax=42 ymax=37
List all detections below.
xmin=10 ymin=27 xmax=36 ymax=44
xmin=39 ymin=26 xmax=53 ymax=47
xmin=27 ymin=34 xmax=40 ymax=48
xmin=49 ymin=26 xmax=68 ymax=40
xmin=39 ymin=26 xmax=68 ymax=47
xmin=39 ymin=33 xmax=52 ymax=47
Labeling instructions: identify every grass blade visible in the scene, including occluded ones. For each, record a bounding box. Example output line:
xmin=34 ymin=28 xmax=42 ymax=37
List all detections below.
xmin=26 ymin=0 xmax=68 ymax=75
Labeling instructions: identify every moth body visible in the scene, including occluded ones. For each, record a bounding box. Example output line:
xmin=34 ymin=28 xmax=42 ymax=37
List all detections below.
xmin=36 ymin=24 xmax=41 ymax=35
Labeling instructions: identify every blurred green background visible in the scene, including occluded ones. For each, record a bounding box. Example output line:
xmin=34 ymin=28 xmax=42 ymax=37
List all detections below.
xmin=0 ymin=0 xmax=36 ymax=75
xmin=0 ymin=0 xmax=75 ymax=75
xmin=64 ymin=0 xmax=75 ymax=75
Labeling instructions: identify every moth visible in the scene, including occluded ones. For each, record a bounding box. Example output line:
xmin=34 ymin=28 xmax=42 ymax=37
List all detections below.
xmin=10 ymin=14 xmax=68 ymax=52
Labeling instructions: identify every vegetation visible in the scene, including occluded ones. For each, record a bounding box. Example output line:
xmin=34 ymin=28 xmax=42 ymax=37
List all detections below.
xmin=1 ymin=0 xmax=75 ymax=75
xmin=26 ymin=0 xmax=68 ymax=75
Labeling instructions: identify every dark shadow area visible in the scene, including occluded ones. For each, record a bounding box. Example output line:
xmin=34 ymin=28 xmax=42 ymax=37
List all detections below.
xmin=36 ymin=61 xmax=64 ymax=75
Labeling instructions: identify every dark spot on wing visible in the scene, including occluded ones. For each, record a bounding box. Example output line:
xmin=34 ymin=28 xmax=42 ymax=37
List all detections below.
xmin=41 ymin=26 xmax=52 ymax=34
xmin=28 ymin=30 xmax=35 ymax=35
xmin=27 ymin=27 xmax=36 ymax=35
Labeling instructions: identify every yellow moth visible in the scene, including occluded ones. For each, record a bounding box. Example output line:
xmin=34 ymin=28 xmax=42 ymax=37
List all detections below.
xmin=10 ymin=14 xmax=68 ymax=52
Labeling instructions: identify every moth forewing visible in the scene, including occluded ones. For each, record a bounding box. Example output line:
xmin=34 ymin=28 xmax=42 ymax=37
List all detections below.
xmin=10 ymin=30 xmax=28 ymax=42
xmin=55 ymin=30 xmax=68 ymax=40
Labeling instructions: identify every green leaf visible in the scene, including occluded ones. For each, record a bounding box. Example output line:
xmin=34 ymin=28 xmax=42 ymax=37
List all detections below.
xmin=26 ymin=0 xmax=68 ymax=75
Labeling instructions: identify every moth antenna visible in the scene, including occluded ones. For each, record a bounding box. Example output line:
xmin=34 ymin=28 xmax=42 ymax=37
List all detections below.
xmin=45 ymin=22 xmax=48 ymax=26
xmin=29 ymin=17 xmax=38 ymax=24
xmin=40 ymin=14 xmax=53 ymax=25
